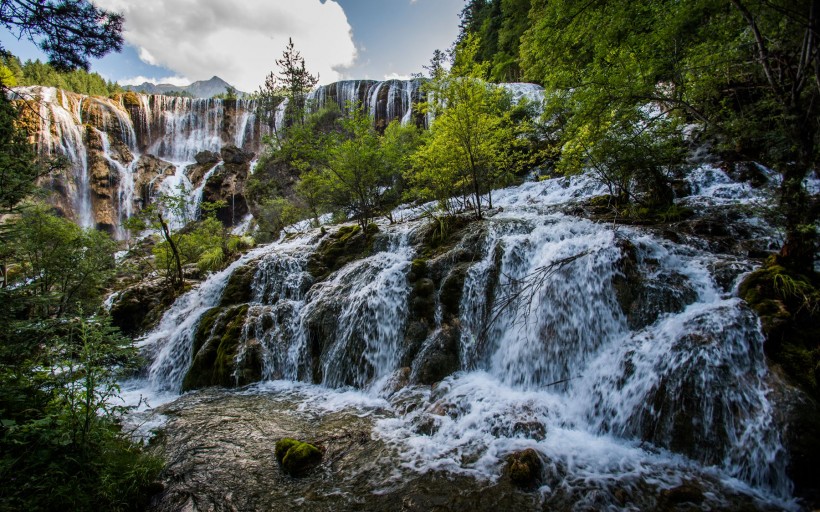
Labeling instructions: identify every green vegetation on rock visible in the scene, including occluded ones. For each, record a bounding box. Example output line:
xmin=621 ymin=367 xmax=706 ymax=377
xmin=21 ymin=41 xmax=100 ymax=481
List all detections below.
xmin=739 ymin=261 xmax=820 ymax=399
xmin=182 ymin=304 xmax=256 ymax=391
xmin=274 ymin=438 xmax=323 ymax=477
xmin=307 ymin=224 xmax=379 ymax=282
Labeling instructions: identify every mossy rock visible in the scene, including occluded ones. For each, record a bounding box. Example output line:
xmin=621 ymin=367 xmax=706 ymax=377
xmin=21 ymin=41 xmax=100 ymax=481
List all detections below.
xmin=307 ymin=223 xmax=379 ymax=282
xmin=274 ymin=438 xmax=301 ymax=462
xmin=275 ymin=438 xmax=323 ymax=477
xmin=121 ymin=91 xmax=142 ymax=108
xmin=439 ymin=263 xmax=472 ymax=320
xmin=182 ymin=304 xmax=255 ymax=390
xmin=411 ymin=323 xmax=460 ymax=385
xmin=739 ymin=262 xmax=820 ymax=398
xmin=415 ymin=214 xmax=476 ymax=258
xmin=505 ymin=448 xmax=543 ymax=490
xmin=220 ymin=264 xmax=256 ymax=306
xmin=109 ymin=280 xmax=178 ymax=336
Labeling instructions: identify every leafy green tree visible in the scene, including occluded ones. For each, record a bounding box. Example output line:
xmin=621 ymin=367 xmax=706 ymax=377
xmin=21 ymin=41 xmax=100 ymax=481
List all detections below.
xmin=411 ymin=36 xmax=521 ymax=218
xmin=2 ymin=203 xmax=117 ymax=317
xmin=520 ymin=0 xmax=820 ymax=272
xmin=456 ymin=0 xmax=532 ymax=82
xmin=299 ymin=107 xmax=422 ymax=229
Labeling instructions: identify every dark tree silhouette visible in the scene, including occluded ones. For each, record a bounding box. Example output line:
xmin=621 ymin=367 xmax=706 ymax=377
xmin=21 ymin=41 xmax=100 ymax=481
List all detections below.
xmin=0 ymin=0 xmax=123 ymax=71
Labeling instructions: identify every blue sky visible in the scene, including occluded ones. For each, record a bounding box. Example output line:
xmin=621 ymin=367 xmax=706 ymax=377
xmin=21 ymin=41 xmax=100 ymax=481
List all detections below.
xmin=1 ymin=0 xmax=463 ymax=91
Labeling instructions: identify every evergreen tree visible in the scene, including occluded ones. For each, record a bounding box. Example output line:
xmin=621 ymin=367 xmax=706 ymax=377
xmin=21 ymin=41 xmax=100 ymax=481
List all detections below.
xmin=257 ymin=38 xmax=319 ymax=128
xmin=0 ymin=0 xmax=123 ymax=71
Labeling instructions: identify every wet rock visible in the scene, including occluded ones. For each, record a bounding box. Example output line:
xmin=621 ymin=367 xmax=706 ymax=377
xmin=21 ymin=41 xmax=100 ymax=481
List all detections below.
xmin=505 ymin=448 xmax=543 ymax=489
xmin=411 ymin=323 xmax=461 ymax=385
xmin=182 ymin=304 xmax=258 ymax=390
xmin=221 ymin=144 xmax=255 ymax=165
xmin=306 ymin=224 xmax=379 ymax=282
xmin=659 ymin=481 xmax=705 ymax=506
xmin=109 ymin=278 xmax=178 ymax=336
xmin=612 ymin=239 xmax=698 ymax=330
xmin=275 ymin=438 xmax=323 ymax=477
xmin=219 ymin=264 xmax=256 ymax=306
xmin=186 ymin=160 xmax=220 ymax=189
xmin=739 ymin=264 xmax=820 ymax=397
xmin=382 ymin=367 xmax=411 ymax=397
xmin=195 ymin=150 xmax=221 ymax=166
xmin=722 ymin=160 xmax=769 ymax=188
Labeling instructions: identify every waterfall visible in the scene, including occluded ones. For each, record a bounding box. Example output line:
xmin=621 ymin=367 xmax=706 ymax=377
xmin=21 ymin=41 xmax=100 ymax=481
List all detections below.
xmin=11 ymin=86 xmax=269 ymax=235
xmin=131 ymin=166 xmax=795 ymax=506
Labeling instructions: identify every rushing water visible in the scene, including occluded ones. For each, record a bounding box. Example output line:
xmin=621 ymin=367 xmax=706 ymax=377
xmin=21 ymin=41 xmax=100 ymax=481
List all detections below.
xmin=10 ymin=86 xmax=269 ymax=234
xmin=126 ymin=167 xmax=799 ymax=510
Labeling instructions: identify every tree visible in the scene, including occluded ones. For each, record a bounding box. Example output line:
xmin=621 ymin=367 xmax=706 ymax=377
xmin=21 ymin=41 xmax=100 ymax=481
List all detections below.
xmin=520 ymin=0 xmax=820 ymax=272
xmin=301 ymin=108 xmax=420 ymax=229
xmin=0 ymin=0 xmax=123 ymax=71
xmin=410 ymin=35 xmax=521 ymax=218
xmin=1 ymin=203 xmax=117 ymax=316
xmin=257 ymin=38 xmax=319 ymax=129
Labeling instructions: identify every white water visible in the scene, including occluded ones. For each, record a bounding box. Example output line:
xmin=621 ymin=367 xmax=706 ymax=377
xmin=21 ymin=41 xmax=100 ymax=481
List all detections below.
xmin=129 ymin=167 xmax=795 ymax=508
xmin=12 ymin=86 xmax=268 ymax=235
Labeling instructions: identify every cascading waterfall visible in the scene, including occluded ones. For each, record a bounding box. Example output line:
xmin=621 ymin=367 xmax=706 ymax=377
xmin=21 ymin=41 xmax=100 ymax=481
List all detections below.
xmin=132 ymin=165 xmax=796 ymax=508
xmin=11 ymin=85 xmax=270 ymax=235
xmin=306 ymin=79 xmax=544 ymax=128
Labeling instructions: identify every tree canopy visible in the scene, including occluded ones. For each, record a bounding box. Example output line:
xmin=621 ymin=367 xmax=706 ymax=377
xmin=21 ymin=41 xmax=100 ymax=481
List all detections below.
xmin=0 ymin=0 xmax=123 ymax=71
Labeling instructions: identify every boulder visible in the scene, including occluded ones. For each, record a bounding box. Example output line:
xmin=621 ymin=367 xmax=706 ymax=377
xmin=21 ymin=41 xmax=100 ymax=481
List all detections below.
xmin=306 ymin=224 xmax=379 ymax=282
xmin=220 ymin=144 xmax=255 ymax=165
xmin=505 ymin=448 xmax=543 ymax=489
xmin=274 ymin=438 xmax=323 ymax=477
xmin=411 ymin=323 xmax=460 ymax=385
xmin=109 ymin=278 xmax=178 ymax=336
xmin=181 ymin=304 xmax=260 ymax=391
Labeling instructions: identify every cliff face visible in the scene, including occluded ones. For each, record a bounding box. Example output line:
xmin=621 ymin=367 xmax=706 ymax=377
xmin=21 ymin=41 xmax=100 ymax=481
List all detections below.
xmin=11 ymin=86 xmax=268 ymax=235
xmin=11 ymin=80 xmax=544 ymax=235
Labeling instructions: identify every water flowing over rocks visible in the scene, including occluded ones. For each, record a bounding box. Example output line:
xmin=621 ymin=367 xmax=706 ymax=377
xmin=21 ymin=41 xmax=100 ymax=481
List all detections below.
xmin=10 ymin=86 xmax=270 ymax=234
xmin=11 ymin=80 xmax=543 ymax=235
xmin=122 ymin=166 xmax=813 ymax=511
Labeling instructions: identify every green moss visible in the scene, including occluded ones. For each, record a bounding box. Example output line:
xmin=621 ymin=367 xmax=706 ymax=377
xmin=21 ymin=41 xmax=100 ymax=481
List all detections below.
xmin=506 ymin=448 xmax=542 ymax=489
xmin=740 ymin=262 xmax=820 ymax=399
xmin=275 ymin=438 xmax=322 ymax=476
xmin=418 ymin=215 xmax=475 ymax=258
xmin=307 ymin=223 xmax=379 ymax=281
xmin=274 ymin=438 xmax=301 ymax=463
xmin=439 ymin=263 xmax=471 ymax=320
xmin=220 ymin=264 xmax=255 ymax=306
xmin=182 ymin=304 xmax=250 ymax=391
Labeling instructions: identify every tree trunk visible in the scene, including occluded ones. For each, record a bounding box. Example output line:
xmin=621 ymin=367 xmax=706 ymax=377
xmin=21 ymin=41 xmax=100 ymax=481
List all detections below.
xmin=158 ymin=212 xmax=184 ymax=291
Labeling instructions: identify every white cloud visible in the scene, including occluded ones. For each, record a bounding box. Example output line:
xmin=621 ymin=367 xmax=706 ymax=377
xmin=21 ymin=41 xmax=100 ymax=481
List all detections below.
xmin=95 ymin=0 xmax=358 ymax=92
xmin=118 ymin=75 xmax=191 ymax=87
xmin=383 ymin=72 xmax=412 ymax=81
xmin=137 ymin=47 xmax=157 ymax=66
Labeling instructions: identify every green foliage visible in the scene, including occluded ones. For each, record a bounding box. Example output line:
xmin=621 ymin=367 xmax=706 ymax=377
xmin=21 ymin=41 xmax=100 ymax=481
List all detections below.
xmin=301 ymin=108 xmax=422 ymax=228
xmin=212 ymin=86 xmax=238 ymax=100
xmin=3 ymin=53 xmax=123 ymax=95
xmin=740 ymin=262 xmax=820 ymax=398
xmin=457 ymin=0 xmax=532 ymax=82
xmin=0 ymin=315 xmax=162 ymax=512
xmin=0 ymin=0 xmax=123 ymax=71
xmin=1 ymin=203 xmax=117 ymax=317
xmin=410 ymin=37 xmax=526 ymax=218
xmin=256 ymin=38 xmax=319 ymax=128
xmin=126 ymin=197 xmax=254 ymax=287
xmin=515 ymin=0 xmax=820 ymax=270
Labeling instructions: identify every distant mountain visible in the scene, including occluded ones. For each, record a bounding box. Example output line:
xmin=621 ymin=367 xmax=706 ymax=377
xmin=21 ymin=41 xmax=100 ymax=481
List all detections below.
xmin=124 ymin=76 xmax=245 ymax=98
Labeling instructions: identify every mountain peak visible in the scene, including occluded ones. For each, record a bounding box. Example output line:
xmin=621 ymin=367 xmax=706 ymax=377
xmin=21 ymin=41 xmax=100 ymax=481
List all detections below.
xmin=124 ymin=75 xmax=243 ymax=98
